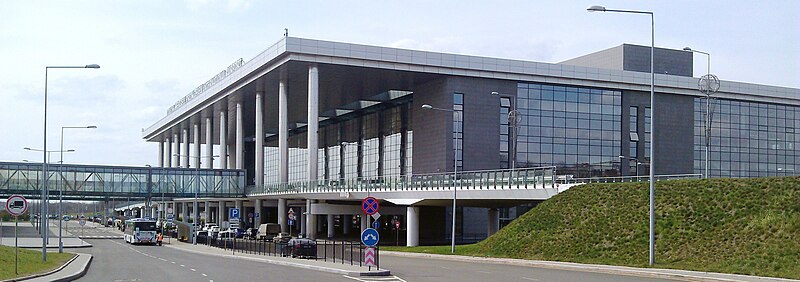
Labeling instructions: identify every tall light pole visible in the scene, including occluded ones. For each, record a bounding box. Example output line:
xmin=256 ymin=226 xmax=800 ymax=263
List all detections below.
xmin=24 ymin=147 xmax=74 ymax=163
xmin=588 ymin=5 xmax=656 ymax=266
xmin=619 ymin=155 xmax=643 ymax=177
xmin=42 ymin=64 xmax=100 ymax=261
xmin=173 ymin=154 xmax=218 ymax=244
xmin=421 ymin=104 xmax=461 ymax=254
xmin=683 ymin=47 xmax=718 ymax=179
xmin=58 ymin=125 xmax=96 ymax=253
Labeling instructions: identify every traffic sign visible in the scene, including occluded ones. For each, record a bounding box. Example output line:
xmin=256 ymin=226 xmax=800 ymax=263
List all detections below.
xmin=167 ymin=213 xmax=174 ymax=220
xmin=288 ymin=219 xmax=295 ymax=226
xmin=361 ymin=228 xmax=379 ymax=247
xmin=229 ymin=208 xmax=240 ymax=220
xmin=372 ymin=220 xmax=380 ymax=230
xmin=5 ymin=195 xmax=28 ymax=217
xmin=248 ymin=212 xmax=253 ymax=218
xmin=364 ymin=247 xmax=376 ymax=267
xmin=361 ymin=197 xmax=379 ymax=215
xmin=254 ymin=212 xmax=260 ymax=218
xmin=395 ymin=221 xmax=400 ymax=229
xmin=288 ymin=208 xmax=296 ymax=220
xmin=79 ymin=215 xmax=86 ymax=226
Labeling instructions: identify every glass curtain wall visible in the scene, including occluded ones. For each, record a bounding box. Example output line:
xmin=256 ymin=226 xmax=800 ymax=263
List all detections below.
xmin=693 ymin=98 xmax=799 ymax=178
xmin=515 ymin=83 xmax=622 ymax=177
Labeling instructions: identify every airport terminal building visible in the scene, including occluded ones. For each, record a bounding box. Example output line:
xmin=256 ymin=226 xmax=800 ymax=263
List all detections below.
xmin=143 ymin=37 xmax=799 ymax=244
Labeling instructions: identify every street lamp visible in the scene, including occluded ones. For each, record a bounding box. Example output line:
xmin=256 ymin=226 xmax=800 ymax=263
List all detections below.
xmin=491 ymin=91 xmax=523 ymax=184
xmin=24 ymin=147 xmax=75 ymax=163
xmin=683 ymin=47 xmax=718 ymax=179
xmin=41 ymin=64 xmax=100 ymax=261
xmin=421 ymin=104 xmax=461 ymax=254
xmin=173 ymin=153 xmax=218 ymax=244
xmin=619 ymin=155 xmax=643 ymax=177
xmin=588 ymin=5 xmax=657 ymax=266
xmin=58 ymin=125 xmax=97 ymax=253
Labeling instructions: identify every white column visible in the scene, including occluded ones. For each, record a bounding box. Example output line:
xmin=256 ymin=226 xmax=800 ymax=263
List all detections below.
xmin=360 ymin=215 xmax=368 ymax=234
xmin=182 ymin=129 xmax=189 ymax=168
xmin=205 ymin=117 xmax=213 ymax=169
xmin=165 ymin=137 xmax=172 ymax=167
xmin=278 ymin=198 xmax=287 ymax=232
xmin=181 ymin=202 xmax=188 ymax=222
xmin=219 ymin=111 xmax=228 ymax=169
xmin=151 ymin=207 xmax=157 ymax=219
xmin=327 ymin=214 xmax=335 ymax=238
xmin=306 ymin=200 xmax=317 ymax=239
xmin=204 ymin=201 xmax=211 ymax=223
xmin=173 ymin=133 xmax=180 ymax=167
xmin=218 ymin=201 xmax=225 ymax=225
xmin=299 ymin=209 xmax=305 ymax=236
xmin=255 ymin=90 xmax=264 ymax=188
xmin=192 ymin=201 xmax=198 ymax=224
xmin=487 ymin=208 xmax=500 ymax=236
xmin=342 ymin=215 xmax=352 ymax=235
xmin=278 ymin=74 xmax=288 ymax=182
xmin=236 ymin=102 xmax=244 ymax=169
xmin=254 ymin=199 xmax=262 ymax=226
xmin=407 ymin=206 xmax=420 ymax=247
xmin=307 ymin=65 xmax=319 ymax=182
xmin=158 ymin=141 xmax=165 ymax=167
xmin=193 ymin=123 xmax=200 ymax=168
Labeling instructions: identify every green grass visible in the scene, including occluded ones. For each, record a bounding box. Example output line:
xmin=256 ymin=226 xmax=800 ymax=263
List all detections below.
xmin=384 ymin=177 xmax=800 ymax=279
xmin=0 ymin=245 xmax=75 ymax=280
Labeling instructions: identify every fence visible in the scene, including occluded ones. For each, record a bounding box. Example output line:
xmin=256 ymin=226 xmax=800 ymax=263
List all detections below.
xmin=191 ymin=235 xmax=380 ymax=269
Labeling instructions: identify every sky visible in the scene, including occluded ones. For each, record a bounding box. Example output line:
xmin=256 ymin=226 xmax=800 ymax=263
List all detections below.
xmin=1 ymin=0 xmax=798 ymax=167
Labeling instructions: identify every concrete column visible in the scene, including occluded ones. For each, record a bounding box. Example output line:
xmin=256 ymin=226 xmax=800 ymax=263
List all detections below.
xmin=158 ymin=141 xmax=165 ymax=167
xmin=360 ymin=215 xmax=368 ymax=234
xmin=343 ymin=215 xmax=352 ymax=235
xmin=165 ymin=137 xmax=172 ymax=167
xmin=219 ymin=111 xmax=228 ymax=169
xmin=254 ymin=199 xmax=262 ymax=226
xmin=299 ymin=209 xmax=305 ymax=236
xmin=173 ymin=133 xmax=180 ymax=167
xmin=255 ymin=89 xmax=264 ymax=188
xmin=278 ymin=74 xmax=288 ymax=182
xmin=218 ymin=201 xmax=225 ymax=226
xmin=306 ymin=200 xmax=317 ymax=239
xmin=193 ymin=123 xmax=201 ymax=168
xmin=407 ymin=206 xmax=420 ymax=247
xmin=278 ymin=198 xmax=287 ymax=232
xmin=205 ymin=117 xmax=213 ymax=169
xmin=327 ymin=214 xmax=335 ymax=238
xmin=181 ymin=202 xmax=188 ymax=222
xmin=182 ymin=129 xmax=190 ymax=168
xmin=307 ymin=65 xmax=319 ymax=182
xmin=204 ymin=201 xmax=212 ymax=223
xmin=487 ymin=208 xmax=500 ymax=236
xmin=236 ymin=102 xmax=244 ymax=169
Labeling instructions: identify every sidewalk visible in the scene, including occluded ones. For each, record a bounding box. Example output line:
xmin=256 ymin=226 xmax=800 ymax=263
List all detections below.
xmin=164 ymin=240 xmax=391 ymax=276
xmin=0 ymin=221 xmax=91 ymax=248
xmin=19 ymin=253 xmax=93 ymax=282
xmin=381 ymin=251 xmax=800 ymax=282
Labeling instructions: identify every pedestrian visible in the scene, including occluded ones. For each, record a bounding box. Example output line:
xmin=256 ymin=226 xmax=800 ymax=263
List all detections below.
xmin=157 ymin=232 xmax=163 ymax=246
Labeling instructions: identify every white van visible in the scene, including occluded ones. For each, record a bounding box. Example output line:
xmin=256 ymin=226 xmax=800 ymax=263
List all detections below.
xmin=257 ymin=223 xmax=281 ymax=241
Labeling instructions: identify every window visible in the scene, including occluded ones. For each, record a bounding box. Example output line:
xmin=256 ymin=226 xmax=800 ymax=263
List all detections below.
xmin=454 ymin=93 xmax=464 ymax=171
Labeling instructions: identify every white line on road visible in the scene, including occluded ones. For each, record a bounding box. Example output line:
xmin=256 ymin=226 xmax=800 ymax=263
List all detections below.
xmin=477 ymin=271 xmax=492 ymax=274
xmin=171 ymin=261 xmax=176 ymax=264
xmin=521 ymin=277 xmax=540 ymax=281
xmin=158 ymin=258 xmax=167 ymax=261
xmin=191 ymin=268 xmax=197 ymax=272
xmin=202 ymin=274 xmax=207 ymax=277
xmin=180 ymin=264 xmax=185 ymax=267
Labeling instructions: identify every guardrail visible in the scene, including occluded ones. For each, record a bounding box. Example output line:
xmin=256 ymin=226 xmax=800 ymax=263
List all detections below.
xmin=559 ymin=174 xmax=703 ymax=184
xmin=249 ymin=166 xmax=558 ymax=196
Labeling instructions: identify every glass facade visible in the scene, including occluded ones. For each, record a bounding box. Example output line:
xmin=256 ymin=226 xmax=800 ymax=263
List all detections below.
xmin=264 ymin=103 xmax=413 ymax=184
xmin=694 ymin=98 xmax=799 ymax=178
xmin=453 ymin=93 xmax=464 ymax=171
xmin=515 ymin=83 xmax=622 ymax=177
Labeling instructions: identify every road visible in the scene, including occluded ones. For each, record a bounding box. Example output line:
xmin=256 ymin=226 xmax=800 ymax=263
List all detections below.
xmin=380 ymin=254 xmax=680 ymax=282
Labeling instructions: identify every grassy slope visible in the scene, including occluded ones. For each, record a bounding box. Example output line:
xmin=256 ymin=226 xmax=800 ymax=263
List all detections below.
xmin=470 ymin=177 xmax=800 ymax=279
xmin=0 ymin=245 xmax=75 ymax=280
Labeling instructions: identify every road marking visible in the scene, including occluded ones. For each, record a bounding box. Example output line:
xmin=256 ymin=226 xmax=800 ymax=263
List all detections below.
xmin=171 ymin=261 xmax=176 ymax=264
xmin=158 ymin=258 xmax=167 ymax=261
xmin=180 ymin=264 xmax=185 ymax=267
xmin=191 ymin=268 xmax=197 ymax=272
xmin=343 ymin=275 xmax=407 ymax=282
xmin=202 ymin=274 xmax=208 ymax=277
xmin=477 ymin=271 xmax=492 ymax=274
xmin=521 ymin=277 xmax=540 ymax=281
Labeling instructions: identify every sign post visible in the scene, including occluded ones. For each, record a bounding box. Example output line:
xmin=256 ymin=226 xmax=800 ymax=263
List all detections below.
xmin=79 ymin=214 xmax=86 ymax=238
xmin=7 ymin=195 xmax=29 ymax=275
xmin=287 ymin=208 xmax=296 ymax=236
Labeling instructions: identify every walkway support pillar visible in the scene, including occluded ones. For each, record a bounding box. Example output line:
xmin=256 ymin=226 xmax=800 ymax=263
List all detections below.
xmin=165 ymin=137 xmax=172 ymax=167
xmin=407 ymin=206 xmax=420 ymax=247
xmin=236 ymin=102 xmax=244 ymax=169
xmin=193 ymin=124 xmax=200 ymax=168
xmin=306 ymin=200 xmax=317 ymax=239
xmin=158 ymin=141 xmax=164 ymax=167
xmin=327 ymin=214 xmax=335 ymax=238
xmin=181 ymin=202 xmax=188 ymax=222
xmin=278 ymin=198 xmax=287 ymax=232
xmin=182 ymin=129 xmax=189 ymax=168
xmin=487 ymin=208 xmax=500 ymax=236
xmin=307 ymin=65 xmax=319 ymax=183
xmin=173 ymin=133 xmax=180 ymax=168
xmin=255 ymin=84 xmax=265 ymax=189
xmin=205 ymin=117 xmax=213 ymax=169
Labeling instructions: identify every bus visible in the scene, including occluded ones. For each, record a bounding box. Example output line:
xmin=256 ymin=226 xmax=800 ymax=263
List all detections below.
xmin=124 ymin=218 xmax=158 ymax=245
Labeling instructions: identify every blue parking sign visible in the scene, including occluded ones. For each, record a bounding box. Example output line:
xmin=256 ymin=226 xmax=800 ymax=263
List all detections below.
xmin=229 ymin=208 xmax=240 ymax=220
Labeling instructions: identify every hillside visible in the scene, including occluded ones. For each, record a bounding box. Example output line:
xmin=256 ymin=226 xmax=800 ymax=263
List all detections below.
xmin=471 ymin=177 xmax=800 ymax=279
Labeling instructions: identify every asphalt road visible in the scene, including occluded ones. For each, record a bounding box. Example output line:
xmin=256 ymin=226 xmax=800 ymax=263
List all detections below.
xmin=379 ymin=254 xmax=680 ymax=282
xmin=76 ymin=239 xmax=355 ymax=282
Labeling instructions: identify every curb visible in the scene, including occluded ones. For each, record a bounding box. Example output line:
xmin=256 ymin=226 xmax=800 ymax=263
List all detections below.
xmin=8 ymin=253 xmax=92 ymax=282
xmin=52 ymin=254 xmax=92 ymax=282
xmin=380 ymin=251 xmax=799 ymax=282
xmin=164 ymin=243 xmax=390 ymax=277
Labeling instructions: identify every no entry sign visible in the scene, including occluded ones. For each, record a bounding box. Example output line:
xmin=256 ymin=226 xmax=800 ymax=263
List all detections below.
xmin=361 ymin=197 xmax=379 ymax=215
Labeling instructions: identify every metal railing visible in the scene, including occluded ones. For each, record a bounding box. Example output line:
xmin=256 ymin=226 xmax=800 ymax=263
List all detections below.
xmin=248 ymin=166 xmax=558 ymax=196
xmin=559 ymin=173 xmax=703 ymax=184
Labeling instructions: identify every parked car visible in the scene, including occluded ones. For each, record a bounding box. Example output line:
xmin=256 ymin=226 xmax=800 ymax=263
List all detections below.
xmin=257 ymin=223 xmax=281 ymax=241
xmin=209 ymin=226 xmax=221 ymax=237
xmin=245 ymin=228 xmax=258 ymax=240
xmin=272 ymin=232 xmax=292 ymax=244
xmin=285 ymin=238 xmax=316 ymax=258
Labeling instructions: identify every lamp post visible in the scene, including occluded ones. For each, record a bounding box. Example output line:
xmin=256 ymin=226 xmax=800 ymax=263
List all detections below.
xmin=619 ymin=155 xmax=643 ymax=177
xmin=173 ymin=154 xmax=218 ymax=244
xmin=588 ymin=5 xmax=656 ymax=266
xmin=24 ymin=147 xmax=74 ymax=163
xmin=421 ymin=104 xmax=461 ymax=254
xmin=41 ymin=64 xmax=100 ymax=261
xmin=58 ymin=125 xmax=97 ymax=253
xmin=683 ymin=47 xmax=718 ymax=179
xmin=491 ymin=91 xmax=522 ymax=176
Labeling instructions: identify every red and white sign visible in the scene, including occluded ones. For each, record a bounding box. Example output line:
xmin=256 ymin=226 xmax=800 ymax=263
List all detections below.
xmin=395 ymin=221 xmax=400 ymax=229
xmin=5 ymin=195 xmax=28 ymax=217
xmin=364 ymin=247 xmax=376 ymax=267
